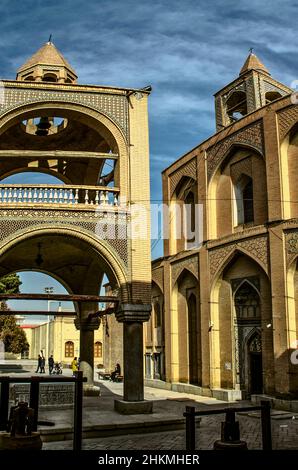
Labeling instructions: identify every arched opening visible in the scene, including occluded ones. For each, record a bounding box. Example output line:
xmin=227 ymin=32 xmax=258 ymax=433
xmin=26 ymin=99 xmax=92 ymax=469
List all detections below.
xmin=209 ymin=147 xmax=267 ymax=239
xmin=265 ymin=91 xmax=282 ymax=104
xmin=211 ymin=252 xmax=273 ymax=394
xmin=187 ymin=293 xmax=199 ymax=384
xmin=184 ymin=190 xmax=196 ymax=248
xmin=234 ymin=281 xmax=261 ymax=320
xmin=0 ymin=227 xmax=125 ymax=384
xmin=247 ymin=331 xmax=263 ymax=394
xmin=5 ymin=270 xmax=77 ymax=363
xmin=234 ymin=174 xmax=254 ymax=225
xmin=171 ymin=270 xmax=201 ymax=384
xmin=42 ymin=73 xmax=58 ymax=83
xmin=170 ymin=176 xmax=197 ymax=254
xmin=226 ymin=91 xmax=247 ymax=123
xmin=286 ymin=257 xmax=298 ymax=395
xmin=0 ymin=104 xmax=124 ymax=192
xmin=146 ymin=281 xmax=165 ymax=380
xmin=282 ymin=123 xmax=298 ymax=219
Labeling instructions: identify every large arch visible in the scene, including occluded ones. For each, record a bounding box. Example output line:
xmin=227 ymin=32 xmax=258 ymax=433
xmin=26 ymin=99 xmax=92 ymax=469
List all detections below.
xmin=0 ymin=225 xmax=128 ymax=297
xmin=0 ymin=101 xmax=129 ymax=195
xmin=286 ymin=256 xmax=298 ymax=393
xmin=280 ymin=122 xmax=298 ymax=219
xmin=169 ymin=176 xmax=197 ymax=254
xmin=171 ymin=269 xmax=201 ymax=385
xmin=0 ymin=168 xmax=72 ymax=185
xmin=207 ymin=145 xmax=266 ymax=239
xmin=210 ymin=251 xmax=273 ymax=394
xmin=145 ymin=281 xmax=165 ymax=380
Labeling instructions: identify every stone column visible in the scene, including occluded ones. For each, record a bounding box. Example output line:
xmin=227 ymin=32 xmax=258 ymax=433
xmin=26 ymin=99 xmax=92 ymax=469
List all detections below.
xmin=114 ymin=303 xmax=152 ymax=414
xmin=74 ymin=316 xmax=100 ymax=394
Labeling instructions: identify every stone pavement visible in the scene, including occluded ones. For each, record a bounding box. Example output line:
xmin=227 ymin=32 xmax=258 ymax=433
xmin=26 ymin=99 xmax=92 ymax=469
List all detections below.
xmin=43 ymin=413 xmax=298 ymax=450
xmin=2 ymin=364 xmax=298 ymax=450
xmin=41 ymin=378 xmax=298 ymax=450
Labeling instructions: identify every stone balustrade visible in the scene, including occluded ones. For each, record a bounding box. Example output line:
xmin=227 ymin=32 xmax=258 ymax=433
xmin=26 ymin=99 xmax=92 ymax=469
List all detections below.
xmin=0 ymin=184 xmax=119 ymax=206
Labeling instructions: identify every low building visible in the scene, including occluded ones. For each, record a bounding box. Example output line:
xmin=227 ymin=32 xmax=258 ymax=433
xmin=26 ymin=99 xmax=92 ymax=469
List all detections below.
xmin=22 ymin=315 xmax=103 ymax=367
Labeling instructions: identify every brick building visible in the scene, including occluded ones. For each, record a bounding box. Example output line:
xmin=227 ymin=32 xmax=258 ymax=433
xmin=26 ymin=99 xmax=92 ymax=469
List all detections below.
xmin=146 ymin=52 xmax=298 ymax=401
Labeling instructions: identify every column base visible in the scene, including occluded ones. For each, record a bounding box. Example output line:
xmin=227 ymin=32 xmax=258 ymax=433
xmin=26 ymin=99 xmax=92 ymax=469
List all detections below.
xmin=83 ymin=384 xmax=101 ymax=397
xmin=114 ymin=399 xmax=153 ymax=414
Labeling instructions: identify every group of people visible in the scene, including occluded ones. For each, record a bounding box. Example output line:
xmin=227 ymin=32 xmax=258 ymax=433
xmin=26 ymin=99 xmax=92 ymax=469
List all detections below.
xmin=35 ymin=351 xmax=55 ymax=374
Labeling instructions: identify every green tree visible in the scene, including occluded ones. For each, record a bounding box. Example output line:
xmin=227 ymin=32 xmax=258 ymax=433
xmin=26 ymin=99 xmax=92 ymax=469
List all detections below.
xmin=0 ymin=273 xmax=29 ymax=354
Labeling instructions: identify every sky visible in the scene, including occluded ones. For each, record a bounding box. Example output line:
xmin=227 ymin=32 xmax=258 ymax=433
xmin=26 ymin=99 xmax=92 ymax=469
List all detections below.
xmin=1 ymin=0 xmax=298 ymax=317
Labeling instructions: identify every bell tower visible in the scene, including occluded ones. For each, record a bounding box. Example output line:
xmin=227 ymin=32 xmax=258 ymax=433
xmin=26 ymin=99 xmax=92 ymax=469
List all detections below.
xmin=16 ymin=39 xmax=77 ymax=83
xmin=214 ymin=51 xmax=292 ymax=131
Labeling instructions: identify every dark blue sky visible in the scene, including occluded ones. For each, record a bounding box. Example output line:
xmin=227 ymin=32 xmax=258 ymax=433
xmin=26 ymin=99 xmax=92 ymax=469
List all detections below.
xmin=1 ymin=0 xmax=298 ymax=314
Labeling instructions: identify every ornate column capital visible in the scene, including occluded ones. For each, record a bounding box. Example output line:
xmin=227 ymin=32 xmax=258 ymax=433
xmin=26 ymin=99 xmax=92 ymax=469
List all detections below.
xmin=74 ymin=317 xmax=100 ymax=331
xmin=116 ymin=303 xmax=151 ymax=323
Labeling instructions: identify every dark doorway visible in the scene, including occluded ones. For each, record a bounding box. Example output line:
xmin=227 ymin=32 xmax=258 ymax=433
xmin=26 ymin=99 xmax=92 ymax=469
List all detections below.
xmin=248 ymin=333 xmax=263 ymax=394
xmin=187 ymin=293 xmax=198 ymax=384
xmin=250 ymin=352 xmax=263 ymax=394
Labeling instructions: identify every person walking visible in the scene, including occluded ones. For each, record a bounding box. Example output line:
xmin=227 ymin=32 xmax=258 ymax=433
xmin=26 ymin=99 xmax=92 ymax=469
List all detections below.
xmin=48 ymin=355 xmax=54 ymax=374
xmin=35 ymin=354 xmax=42 ymax=373
xmin=40 ymin=352 xmax=46 ymax=373
xmin=71 ymin=357 xmax=78 ymax=376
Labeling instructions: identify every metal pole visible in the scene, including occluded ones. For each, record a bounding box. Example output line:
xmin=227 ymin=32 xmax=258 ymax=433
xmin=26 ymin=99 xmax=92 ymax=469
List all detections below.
xmin=73 ymin=370 xmax=83 ymax=451
xmin=0 ymin=377 xmax=9 ymax=431
xmin=185 ymin=406 xmax=196 ymax=450
xmin=30 ymin=377 xmax=40 ymax=432
xmin=261 ymin=400 xmax=272 ymax=450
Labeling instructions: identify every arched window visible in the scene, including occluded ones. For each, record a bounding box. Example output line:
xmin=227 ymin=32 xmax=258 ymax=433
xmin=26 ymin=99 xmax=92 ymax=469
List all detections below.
xmin=226 ymin=91 xmax=247 ymax=123
xmin=234 ymin=282 xmax=260 ymax=320
xmin=154 ymin=302 xmax=161 ymax=328
xmin=243 ymin=179 xmax=254 ymax=223
xmin=265 ymin=91 xmax=282 ymax=104
xmin=94 ymin=341 xmax=102 ymax=358
xmin=65 ymin=341 xmax=74 ymax=357
xmin=184 ymin=191 xmax=196 ymax=248
xmin=42 ymin=73 xmax=58 ymax=82
xmin=234 ymin=174 xmax=254 ymax=225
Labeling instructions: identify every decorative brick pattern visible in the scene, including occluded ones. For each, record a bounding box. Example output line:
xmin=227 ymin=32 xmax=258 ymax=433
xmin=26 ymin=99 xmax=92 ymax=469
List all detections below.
xmin=207 ymin=120 xmax=264 ymax=181
xmin=169 ymin=158 xmax=197 ymax=197
xmin=152 ymin=267 xmax=164 ymax=292
xmin=1 ymin=86 xmax=128 ymax=138
xmin=285 ymin=230 xmax=298 ymax=266
xmin=230 ymin=156 xmax=252 ymax=183
xmin=209 ymin=235 xmax=268 ymax=277
xmin=278 ymin=106 xmax=298 ymax=142
xmin=171 ymin=255 xmax=199 ymax=285
xmin=0 ymin=208 xmax=129 ymax=266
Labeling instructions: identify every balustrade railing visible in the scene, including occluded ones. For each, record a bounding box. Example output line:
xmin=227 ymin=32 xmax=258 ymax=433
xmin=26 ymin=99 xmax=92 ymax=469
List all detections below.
xmin=0 ymin=184 xmax=120 ymax=207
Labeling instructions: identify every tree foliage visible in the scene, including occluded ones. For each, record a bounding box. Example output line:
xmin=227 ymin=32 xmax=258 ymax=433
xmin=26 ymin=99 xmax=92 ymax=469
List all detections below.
xmin=0 ymin=274 xmax=29 ymax=354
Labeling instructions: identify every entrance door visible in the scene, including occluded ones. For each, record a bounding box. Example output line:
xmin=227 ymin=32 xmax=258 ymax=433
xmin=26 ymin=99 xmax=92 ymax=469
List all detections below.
xmin=250 ymin=352 xmax=263 ymax=394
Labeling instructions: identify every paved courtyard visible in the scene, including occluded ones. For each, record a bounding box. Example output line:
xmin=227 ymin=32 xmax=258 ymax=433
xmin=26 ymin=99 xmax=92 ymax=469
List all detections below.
xmin=43 ymin=413 xmax=298 ymax=450
xmin=2 ymin=363 xmax=298 ymax=451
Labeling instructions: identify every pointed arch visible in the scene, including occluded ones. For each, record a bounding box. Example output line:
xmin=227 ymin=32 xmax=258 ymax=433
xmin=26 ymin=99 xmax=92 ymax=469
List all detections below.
xmin=207 ymin=144 xmax=264 ymax=239
xmin=171 ymin=269 xmax=201 ymax=384
xmin=210 ymin=246 xmax=269 ymax=288
xmin=172 ymin=265 xmax=199 ymax=287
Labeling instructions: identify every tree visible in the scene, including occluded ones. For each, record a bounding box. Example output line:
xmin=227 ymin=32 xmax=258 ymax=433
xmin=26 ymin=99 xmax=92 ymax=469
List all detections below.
xmin=0 ymin=273 xmax=29 ymax=354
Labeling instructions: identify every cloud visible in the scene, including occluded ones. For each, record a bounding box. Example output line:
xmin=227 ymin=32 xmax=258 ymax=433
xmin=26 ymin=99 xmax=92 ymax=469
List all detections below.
xmin=0 ymin=0 xmax=296 ymax=261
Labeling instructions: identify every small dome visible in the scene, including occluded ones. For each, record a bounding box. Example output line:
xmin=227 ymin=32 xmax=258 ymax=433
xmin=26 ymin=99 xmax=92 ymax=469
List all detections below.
xmin=16 ymin=41 xmax=78 ymax=84
xmin=239 ymin=52 xmax=270 ymax=76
